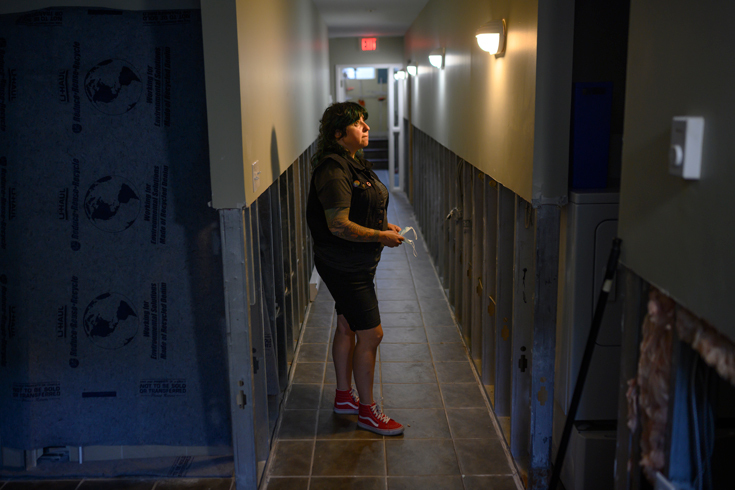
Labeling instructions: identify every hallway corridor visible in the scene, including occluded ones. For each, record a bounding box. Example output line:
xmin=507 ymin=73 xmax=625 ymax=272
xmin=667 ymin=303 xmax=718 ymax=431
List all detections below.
xmin=263 ymin=184 xmax=522 ymax=490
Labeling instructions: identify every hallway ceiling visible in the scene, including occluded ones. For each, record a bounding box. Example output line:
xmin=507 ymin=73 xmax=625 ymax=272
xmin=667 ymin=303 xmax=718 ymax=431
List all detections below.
xmin=313 ymin=0 xmax=430 ymax=38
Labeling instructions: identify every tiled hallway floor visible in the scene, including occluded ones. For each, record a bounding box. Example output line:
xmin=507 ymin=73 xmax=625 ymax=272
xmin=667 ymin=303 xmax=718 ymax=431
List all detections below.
xmin=262 ymin=187 xmax=522 ymax=490
xmin=0 ymin=185 xmax=522 ymax=490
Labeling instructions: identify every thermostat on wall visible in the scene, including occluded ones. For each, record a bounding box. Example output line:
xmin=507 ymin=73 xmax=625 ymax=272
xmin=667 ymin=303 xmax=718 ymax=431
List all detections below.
xmin=669 ymin=116 xmax=704 ymax=180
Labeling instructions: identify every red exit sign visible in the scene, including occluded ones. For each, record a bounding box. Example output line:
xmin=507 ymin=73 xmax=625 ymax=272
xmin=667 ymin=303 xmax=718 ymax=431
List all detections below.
xmin=361 ymin=38 xmax=377 ymax=51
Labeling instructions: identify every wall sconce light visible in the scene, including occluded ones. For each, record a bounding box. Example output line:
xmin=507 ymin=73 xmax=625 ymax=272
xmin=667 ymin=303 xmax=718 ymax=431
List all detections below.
xmin=476 ymin=19 xmax=506 ymax=56
xmin=394 ymin=69 xmax=407 ymax=80
xmin=429 ymin=48 xmax=445 ymax=69
xmin=406 ymin=62 xmax=418 ymax=77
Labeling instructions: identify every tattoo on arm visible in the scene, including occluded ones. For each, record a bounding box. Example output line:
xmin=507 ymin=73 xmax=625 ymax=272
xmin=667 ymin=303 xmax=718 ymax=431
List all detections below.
xmin=324 ymin=207 xmax=380 ymax=242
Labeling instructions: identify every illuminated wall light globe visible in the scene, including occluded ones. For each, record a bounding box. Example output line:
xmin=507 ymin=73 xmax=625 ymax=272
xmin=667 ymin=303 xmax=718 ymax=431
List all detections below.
xmin=476 ymin=33 xmax=500 ymax=54
xmin=394 ymin=70 xmax=407 ymax=80
xmin=406 ymin=63 xmax=418 ymax=76
xmin=476 ymin=19 xmax=506 ymax=55
xmin=429 ymin=48 xmax=445 ymax=69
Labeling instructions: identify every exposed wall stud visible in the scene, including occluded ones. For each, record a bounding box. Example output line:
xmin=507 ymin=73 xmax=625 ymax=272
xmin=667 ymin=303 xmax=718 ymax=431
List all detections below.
xmin=257 ymin=189 xmax=281 ymax=396
xmin=243 ymin=204 xmax=270 ymax=476
xmin=461 ymin=161 xmax=473 ymax=345
xmin=482 ymin=178 xmax=499 ymax=387
xmin=269 ymin=179 xmax=291 ymax=383
xmin=471 ymin=170 xmax=485 ymax=363
xmin=495 ymin=184 xmax=515 ymax=417
xmin=219 ymin=208 xmax=258 ymax=490
xmin=529 ymin=204 xmax=561 ymax=489
xmin=614 ymin=269 xmax=648 ymax=490
xmin=511 ymin=197 xmax=535 ymax=479
xmin=453 ymin=156 xmax=464 ymax=321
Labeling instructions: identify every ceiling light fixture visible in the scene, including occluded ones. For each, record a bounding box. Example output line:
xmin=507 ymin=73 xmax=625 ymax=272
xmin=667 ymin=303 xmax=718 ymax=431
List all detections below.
xmin=394 ymin=69 xmax=407 ymax=80
xmin=429 ymin=48 xmax=445 ymax=69
xmin=406 ymin=62 xmax=418 ymax=77
xmin=476 ymin=19 xmax=506 ymax=56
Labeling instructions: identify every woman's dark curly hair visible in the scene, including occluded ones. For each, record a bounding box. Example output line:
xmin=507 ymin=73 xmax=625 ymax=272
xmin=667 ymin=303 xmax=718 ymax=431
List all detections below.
xmin=311 ymin=102 xmax=369 ymax=168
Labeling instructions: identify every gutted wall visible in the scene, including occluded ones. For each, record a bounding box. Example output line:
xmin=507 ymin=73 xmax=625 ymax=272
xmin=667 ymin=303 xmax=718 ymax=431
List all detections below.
xmin=404 ymin=0 xmax=538 ymax=202
xmin=404 ymin=0 xmax=574 ymax=204
xmin=618 ymin=0 xmax=735 ymax=338
xmin=202 ymin=0 xmax=329 ymax=209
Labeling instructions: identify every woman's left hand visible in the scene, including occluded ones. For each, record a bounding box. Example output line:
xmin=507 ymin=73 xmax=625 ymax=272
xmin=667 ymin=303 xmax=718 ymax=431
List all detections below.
xmin=387 ymin=223 xmax=401 ymax=234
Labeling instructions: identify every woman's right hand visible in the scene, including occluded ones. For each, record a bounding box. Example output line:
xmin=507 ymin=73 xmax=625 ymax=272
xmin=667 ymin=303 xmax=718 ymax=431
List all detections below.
xmin=379 ymin=230 xmax=405 ymax=248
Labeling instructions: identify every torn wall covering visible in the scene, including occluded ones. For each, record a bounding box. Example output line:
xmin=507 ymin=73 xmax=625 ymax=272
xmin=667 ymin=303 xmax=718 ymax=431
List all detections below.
xmin=627 ymin=287 xmax=735 ymax=484
xmin=0 ymin=8 xmax=230 ymax=448
xmin=627 ymin=288 xmax=674 ymax=482
xmin=675 ymin=305 xmax=735 ymax=388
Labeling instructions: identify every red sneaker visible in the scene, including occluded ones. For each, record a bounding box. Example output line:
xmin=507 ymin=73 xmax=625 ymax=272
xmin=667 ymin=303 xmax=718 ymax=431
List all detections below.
xmin=334 ymin=387 xmax=360 ymax=414
xmin=357 ymin=402 xmax=404 ymax=436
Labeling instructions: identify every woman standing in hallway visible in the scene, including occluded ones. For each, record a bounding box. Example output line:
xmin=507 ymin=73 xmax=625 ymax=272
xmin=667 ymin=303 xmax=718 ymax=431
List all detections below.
xmin=306 ymin=101 xmax=405 ymax=436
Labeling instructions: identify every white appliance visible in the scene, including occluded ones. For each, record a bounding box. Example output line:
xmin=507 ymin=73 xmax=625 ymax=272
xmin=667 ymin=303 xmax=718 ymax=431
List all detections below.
xmin=554 ymin=191 xmax=622 ymax=490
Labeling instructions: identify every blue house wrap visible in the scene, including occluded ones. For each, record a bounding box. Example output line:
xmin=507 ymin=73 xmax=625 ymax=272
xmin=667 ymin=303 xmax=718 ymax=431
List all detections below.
xmin=0 ymin=7 xmax=231 ymax=449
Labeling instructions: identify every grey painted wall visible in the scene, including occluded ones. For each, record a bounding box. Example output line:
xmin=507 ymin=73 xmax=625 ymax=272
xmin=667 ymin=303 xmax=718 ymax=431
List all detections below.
xmin=619 ymin=0 xmax=735 ymax=337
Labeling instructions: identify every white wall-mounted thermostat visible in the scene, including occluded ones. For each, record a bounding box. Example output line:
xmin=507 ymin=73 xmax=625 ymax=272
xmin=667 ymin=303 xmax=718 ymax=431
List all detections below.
xmin=669 ymin=116 xmax=704 ymax=180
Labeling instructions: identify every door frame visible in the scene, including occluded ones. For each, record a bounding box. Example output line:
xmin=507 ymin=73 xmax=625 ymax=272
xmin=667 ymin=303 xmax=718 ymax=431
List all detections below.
xmin=334 ymin=63 xmax=405 ymax=191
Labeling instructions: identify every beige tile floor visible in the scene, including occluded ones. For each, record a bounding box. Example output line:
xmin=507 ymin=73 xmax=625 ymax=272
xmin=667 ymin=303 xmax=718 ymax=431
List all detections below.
xmin=262 ymin=188 xmax=522 ymax=490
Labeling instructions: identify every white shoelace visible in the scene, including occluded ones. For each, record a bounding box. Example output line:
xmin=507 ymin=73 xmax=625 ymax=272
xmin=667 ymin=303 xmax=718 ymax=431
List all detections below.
xmin=399 ymin=226 xmax=418 ymax=257
xmin=371 ymin=403 xmax=390 ymax=423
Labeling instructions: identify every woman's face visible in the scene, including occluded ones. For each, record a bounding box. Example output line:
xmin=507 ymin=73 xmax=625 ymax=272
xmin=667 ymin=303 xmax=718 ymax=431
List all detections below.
xmin=336 ymin=116 xmax=370 ymax=155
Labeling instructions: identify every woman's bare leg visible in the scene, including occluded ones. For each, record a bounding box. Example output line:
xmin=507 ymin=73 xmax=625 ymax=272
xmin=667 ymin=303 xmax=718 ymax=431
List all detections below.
xmin=333 ymin=314 xmax=355 ymax=391
xmin=353 ymin=325 xmax=383 ymax=406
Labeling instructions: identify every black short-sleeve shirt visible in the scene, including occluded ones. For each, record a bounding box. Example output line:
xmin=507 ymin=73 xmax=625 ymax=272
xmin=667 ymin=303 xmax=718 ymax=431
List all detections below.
xmin=306 ymin=153 xmax=389 ymax=272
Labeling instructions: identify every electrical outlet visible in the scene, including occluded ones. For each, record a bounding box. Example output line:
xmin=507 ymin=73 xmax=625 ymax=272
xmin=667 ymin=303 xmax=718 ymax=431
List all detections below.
xmin=252 ymin=160 xmax=261 ymax=193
